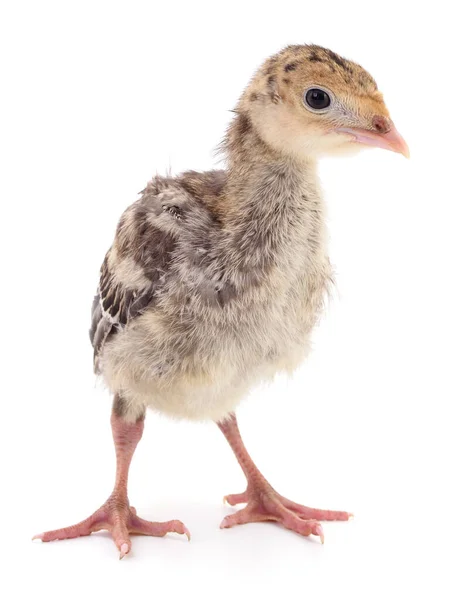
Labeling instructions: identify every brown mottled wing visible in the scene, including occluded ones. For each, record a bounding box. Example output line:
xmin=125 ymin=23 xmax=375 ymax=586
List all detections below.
xmin=89 ymin=256 xmax=154 ymax=370
xmin=89 ymin=196 xmax=177 ymax=372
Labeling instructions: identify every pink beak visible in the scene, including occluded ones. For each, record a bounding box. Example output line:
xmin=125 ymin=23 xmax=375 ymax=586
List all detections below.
xmin=335 ymin=122 xmax=410 ymax=158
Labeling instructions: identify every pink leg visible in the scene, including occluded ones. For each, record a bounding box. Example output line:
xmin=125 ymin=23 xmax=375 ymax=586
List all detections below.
xmin=218 ymin=413 xmax=352 ymax=543
xmin=34 ymin=408 xmax=189 ymax=558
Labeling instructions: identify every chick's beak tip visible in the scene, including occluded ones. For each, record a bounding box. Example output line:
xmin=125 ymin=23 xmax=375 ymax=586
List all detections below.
xmin=336 ymin=123 xmax=410 ymax=159
xmin=382 ymin=123 xmax=410 ymax=159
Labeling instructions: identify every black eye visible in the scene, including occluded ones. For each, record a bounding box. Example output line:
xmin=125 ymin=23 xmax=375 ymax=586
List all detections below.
xmin=305 ymin=88 xmax=331 ymax=110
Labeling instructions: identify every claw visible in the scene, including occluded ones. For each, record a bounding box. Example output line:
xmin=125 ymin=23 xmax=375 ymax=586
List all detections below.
xmin=184 ymin=527 xmax=191 ymax=542
xmin=32 ymin=533 xmax=44 ymax=541
xmin=119 ymin=543 xmax=130 ymax=560
xmin=313 ymin=524 xmax=325 ymax=544
xmin=223 ymin=496 xmax=228 ymax=505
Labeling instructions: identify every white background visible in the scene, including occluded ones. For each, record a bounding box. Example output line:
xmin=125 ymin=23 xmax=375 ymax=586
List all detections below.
xmin=1 ymin=1 xmax=462 ymax=598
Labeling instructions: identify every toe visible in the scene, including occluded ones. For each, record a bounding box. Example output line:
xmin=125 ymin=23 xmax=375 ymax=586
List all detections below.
xmin=38 ymin=523 xmax=94 ymax=542
xmin=281 ymin=497 xmax=351 ymax=522
xmin=223 ymin=492 xmax=248 ymax=506
xmin=130 ymin=516 xmax=190 ymax=540
xmin=280 ymin=512 xmax=324 ymax=541
xmin=111 ymin=521 xmax=131 ymax=555
xmin=220 ymin=504 xmax=271 ymax=529
xmin=220 ymin=512 xmax=247 ymax=528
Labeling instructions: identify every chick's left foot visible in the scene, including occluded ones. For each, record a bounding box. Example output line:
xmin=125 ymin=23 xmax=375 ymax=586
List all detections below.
xmin=222 ymin=486 xmax=351 ymax=543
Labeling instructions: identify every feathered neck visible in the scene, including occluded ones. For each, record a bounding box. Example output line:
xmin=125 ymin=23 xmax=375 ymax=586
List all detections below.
xmin=218 ymin=112 xmax=323 ymax=274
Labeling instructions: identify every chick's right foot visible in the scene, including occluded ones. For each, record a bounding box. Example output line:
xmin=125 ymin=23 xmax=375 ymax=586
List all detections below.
xmin=33 ymin=495 xmax=190 ymax=558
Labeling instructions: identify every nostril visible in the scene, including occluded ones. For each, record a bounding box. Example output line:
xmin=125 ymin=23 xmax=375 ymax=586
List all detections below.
xmin=372 ymin=115 xmax=391 ymax=134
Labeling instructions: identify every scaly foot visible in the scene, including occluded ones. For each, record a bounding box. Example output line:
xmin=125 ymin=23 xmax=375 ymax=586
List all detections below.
xmin=222 ymin=485 xmax=352 ymax=543
xmin=33 ymin=494 xmax=190 ymax=558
